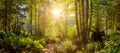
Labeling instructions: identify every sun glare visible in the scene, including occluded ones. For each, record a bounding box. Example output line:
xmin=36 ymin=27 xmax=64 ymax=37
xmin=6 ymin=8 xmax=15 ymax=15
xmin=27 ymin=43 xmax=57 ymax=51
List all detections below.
xmin=53 ymin=9 xmax=60 ymax=15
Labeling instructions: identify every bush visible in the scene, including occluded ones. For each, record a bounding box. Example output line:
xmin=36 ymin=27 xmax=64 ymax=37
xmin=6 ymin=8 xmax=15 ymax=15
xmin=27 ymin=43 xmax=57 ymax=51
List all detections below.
xmin=0 ymin=31 xmax=44 ymax=53
xmin=86 ymin=42 xmax=103 ymax=53
xmin=55 ymin=39 xmax=77 ymax=53
xmin=96 ymin=33 xmax=120 ymax=53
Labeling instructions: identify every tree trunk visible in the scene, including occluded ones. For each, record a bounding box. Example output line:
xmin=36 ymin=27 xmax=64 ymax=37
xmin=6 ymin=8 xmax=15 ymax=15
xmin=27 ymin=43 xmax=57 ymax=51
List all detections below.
xmin=81 ymin=0 xmax=88 ymax=45
xmin=75 ymin=0 xmax=80 ymax=36
xmin=88 ymin=0 xmax=92 ymax=40
xmin=30 ymin=0 xmax=33 ymax=34
xmin=4 ymin=0 xmax=8 ymax=32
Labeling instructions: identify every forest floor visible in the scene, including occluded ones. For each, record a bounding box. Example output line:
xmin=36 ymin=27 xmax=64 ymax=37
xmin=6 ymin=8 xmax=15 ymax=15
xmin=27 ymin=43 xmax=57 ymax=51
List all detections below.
xmin=43 ymin=43 xmax=56 ymax=53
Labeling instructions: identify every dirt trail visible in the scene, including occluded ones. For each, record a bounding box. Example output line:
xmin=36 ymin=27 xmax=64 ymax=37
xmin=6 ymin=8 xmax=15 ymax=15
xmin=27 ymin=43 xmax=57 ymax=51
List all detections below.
xmin=43 ymin=44 xmax=56 ymax=53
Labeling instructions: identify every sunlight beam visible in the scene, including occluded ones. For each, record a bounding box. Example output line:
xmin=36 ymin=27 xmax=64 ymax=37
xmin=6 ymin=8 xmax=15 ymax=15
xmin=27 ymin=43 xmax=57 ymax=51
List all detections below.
xmin=53 ymin=9 xmax=60 ymax=15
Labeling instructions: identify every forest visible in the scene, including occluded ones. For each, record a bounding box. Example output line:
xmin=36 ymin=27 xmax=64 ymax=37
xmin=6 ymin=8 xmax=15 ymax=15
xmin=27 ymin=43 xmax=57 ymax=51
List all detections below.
xmin=0 ymin=0 xmax=120 ymax=53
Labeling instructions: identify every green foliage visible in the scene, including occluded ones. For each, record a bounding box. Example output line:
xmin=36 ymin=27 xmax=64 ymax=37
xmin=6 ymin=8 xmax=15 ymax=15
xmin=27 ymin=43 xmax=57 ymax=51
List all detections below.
xmin=96 ymin=34 xmax=120 ymax=53
xmin=0 ymin=31 xmax=44 ymax=53
xmin=86 ymin=42 xmax=103 ymax=53
xmin=55 ymin=39 xmax=77 ymax=53
xmin=67 ymin=25 xmax=77 ymax=39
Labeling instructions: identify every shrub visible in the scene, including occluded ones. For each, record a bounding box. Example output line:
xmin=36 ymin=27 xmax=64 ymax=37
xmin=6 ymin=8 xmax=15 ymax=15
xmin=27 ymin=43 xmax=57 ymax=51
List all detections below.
xmin=55 ymin=39 xmax=77 ymax=53
xmin=96 ymin=33 xmax=120 ymax=53
xmin=0 ymin=31 xmax=44 ymax=53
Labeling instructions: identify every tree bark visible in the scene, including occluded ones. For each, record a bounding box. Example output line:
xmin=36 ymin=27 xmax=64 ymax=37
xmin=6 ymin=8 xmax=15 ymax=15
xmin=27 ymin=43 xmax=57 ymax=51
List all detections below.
xmin=4 ymin=0 xmax=8 ymax=32
xmin=75 ymin=0 xmax=80 ymax=36
xmin=30 ymin=0 xmax=33 ymax=34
